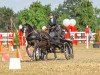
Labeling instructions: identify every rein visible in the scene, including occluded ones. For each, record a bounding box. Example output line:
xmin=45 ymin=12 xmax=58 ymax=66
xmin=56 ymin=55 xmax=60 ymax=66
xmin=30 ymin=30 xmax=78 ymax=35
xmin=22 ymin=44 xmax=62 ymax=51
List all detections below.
xmin=25 ymin=29 xmax=38 ymax=38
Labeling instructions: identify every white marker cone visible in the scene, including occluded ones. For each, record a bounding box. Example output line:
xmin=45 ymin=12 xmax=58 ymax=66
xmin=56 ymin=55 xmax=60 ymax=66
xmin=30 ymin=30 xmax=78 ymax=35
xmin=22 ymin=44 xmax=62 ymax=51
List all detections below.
xmin=9 ymin=58 xmax=21 ymax=69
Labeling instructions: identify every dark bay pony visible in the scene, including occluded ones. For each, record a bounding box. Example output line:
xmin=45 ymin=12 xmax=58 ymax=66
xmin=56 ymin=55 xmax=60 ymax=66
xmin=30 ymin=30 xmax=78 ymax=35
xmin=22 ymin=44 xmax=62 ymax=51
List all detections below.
xmin=21 ymin=23 xmax=57 ymax=60
xmin=21 ymin=23 xmax=74 ymax=60
xmin=47 ymin=24 xmax=74 ymax=59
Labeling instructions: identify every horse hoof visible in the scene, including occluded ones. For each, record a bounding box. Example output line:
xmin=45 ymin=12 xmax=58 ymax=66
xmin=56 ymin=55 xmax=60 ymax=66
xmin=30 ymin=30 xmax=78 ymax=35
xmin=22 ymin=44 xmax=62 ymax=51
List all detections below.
xmin=30 ymin=58 xmax=34 ymax=62
xmin=54 ymin=58 xmax=57 ymax=60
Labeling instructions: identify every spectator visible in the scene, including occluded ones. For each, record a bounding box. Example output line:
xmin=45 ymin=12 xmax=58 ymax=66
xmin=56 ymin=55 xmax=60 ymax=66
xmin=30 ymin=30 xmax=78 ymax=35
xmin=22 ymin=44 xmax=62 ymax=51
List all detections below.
xmin=85 ymin=25 xmax=92 ymax=43
xmin=89 ymin=26 xmax=92 ymax=42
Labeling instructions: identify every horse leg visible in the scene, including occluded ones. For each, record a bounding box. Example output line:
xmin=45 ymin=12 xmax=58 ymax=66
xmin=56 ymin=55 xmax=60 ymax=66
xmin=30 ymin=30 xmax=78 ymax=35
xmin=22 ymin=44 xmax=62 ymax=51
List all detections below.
xmin=40 ymin=50 xmax=44 ymax=60
xmin=40 ymin=49 xmax=48 ymax=60
xmin=26 ymin=45 xmax=32 ymax=57
xmin=44 ymin=47 xmax=51 ymax=60
xmin=53 ymin=47 xmax=57 ymax=60
xmin=32 ymin=49 xmax=35 ymax=61
xmin=34 ymin=47 xmax=42 ymax=61
xmin=45 ymin=50 xmax=48 ymax=60
xmin=26 ymin=45 xmax=34 ymax=61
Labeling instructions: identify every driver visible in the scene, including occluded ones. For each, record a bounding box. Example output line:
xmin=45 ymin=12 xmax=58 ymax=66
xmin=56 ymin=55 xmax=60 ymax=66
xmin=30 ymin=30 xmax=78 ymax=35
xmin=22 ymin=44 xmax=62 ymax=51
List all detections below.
xmin=47 ymin=12 xmax=57 ymax=32
xmin=47 ymin=12 xmax=65 ymax=41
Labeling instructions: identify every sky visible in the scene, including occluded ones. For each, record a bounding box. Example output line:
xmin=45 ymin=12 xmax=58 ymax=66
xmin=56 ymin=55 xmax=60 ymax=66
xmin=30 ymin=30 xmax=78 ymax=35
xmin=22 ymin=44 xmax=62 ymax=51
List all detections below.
xmin=0 ymin=0 xmax=100 ymax=13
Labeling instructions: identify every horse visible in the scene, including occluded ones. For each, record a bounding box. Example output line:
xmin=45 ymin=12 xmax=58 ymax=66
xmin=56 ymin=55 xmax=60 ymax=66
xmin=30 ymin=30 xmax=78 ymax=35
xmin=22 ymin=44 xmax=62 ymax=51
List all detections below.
xmin=21 ymin=23 xmax=74 ymax=60
xmin=21 ymin=23 xmax=58 ymax=61
xmin=47 ymin=24 xmax=74 ymax=59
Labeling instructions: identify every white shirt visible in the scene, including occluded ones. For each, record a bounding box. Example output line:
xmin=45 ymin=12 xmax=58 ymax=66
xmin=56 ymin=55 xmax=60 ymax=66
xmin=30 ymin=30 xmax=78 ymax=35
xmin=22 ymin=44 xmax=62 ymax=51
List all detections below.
xmin=51 ymin=18 xmax=53 ymax=23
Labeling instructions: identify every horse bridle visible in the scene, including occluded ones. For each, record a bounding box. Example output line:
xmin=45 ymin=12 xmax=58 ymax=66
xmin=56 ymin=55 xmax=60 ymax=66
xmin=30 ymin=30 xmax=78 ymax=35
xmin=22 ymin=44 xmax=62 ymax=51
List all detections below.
xmin=23 ymin=26 xmax=38 ymax=38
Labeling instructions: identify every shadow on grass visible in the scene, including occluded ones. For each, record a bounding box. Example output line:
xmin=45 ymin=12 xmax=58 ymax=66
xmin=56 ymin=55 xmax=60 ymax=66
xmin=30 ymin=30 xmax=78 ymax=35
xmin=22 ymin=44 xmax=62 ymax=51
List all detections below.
xmin=21 ymin=58 xmax=68 ymax=62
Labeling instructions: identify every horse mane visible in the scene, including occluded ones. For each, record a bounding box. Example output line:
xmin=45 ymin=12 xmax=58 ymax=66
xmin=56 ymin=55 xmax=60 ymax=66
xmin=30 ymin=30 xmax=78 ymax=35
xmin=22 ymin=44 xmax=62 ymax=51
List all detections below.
xmin=24 ymin=23 xmax=33 ymax=31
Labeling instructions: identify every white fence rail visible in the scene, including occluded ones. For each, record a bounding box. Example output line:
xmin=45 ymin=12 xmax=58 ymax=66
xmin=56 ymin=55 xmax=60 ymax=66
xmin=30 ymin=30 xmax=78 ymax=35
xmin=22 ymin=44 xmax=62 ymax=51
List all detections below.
xmin=0 ymin=32 xmax=96 ymax=48
xmin=70 ymin=32 xmax=95 ymax=41
xmin=70 ymin=32 xmax=96 ymax=49
xmin=0 ymin=32 xmax=14 ymax=45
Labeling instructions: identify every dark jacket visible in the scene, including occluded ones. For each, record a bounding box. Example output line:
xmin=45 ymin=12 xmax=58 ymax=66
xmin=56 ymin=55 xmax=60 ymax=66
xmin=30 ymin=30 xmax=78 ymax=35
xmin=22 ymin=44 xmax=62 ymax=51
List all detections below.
xmin=48 ymin=18 xmax=57 ymax=27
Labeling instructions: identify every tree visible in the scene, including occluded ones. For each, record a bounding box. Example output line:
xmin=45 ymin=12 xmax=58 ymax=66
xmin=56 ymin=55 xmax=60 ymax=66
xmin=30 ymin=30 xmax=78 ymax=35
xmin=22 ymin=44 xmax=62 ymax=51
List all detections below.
xmin=54 ymin=0 xmax=81 ymax=17
xmin=74 ymin=0 xmax=96 ymax=31
xmin=57 ymin=13 xmax=70 ymax=24
xmin=54 ymin=0 xmax=96 ymax=31
xmin=53 ymin=0 xmax=82 ymax=26
xmin=94 ymin=8 xmax=100 ymax=30
xmin=18 ymin=1 xmax=51 ymax=29
xmin=0 ymin=7 xmax=15 ymax=31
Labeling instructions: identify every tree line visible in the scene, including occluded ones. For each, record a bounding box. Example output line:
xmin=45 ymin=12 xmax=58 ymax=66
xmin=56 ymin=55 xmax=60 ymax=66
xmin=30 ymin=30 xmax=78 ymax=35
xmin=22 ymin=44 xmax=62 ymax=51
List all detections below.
xmin=0 ymin=0 xmax=100 ymax=32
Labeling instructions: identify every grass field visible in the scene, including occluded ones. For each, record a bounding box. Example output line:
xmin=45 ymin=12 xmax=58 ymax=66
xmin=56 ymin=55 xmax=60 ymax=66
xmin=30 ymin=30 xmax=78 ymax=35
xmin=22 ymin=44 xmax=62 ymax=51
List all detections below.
xmin=0 ymin=44 xmax=100 ymax=75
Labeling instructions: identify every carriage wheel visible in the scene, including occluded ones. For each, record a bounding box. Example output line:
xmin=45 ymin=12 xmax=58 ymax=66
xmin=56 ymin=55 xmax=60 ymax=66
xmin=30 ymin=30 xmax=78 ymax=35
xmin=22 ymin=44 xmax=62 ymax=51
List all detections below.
xmin=33 ymin=48 xmax=48 ymax=61
xmin=68 ymin=43 xmax=74 ymax=58
xmin=41 ymin=50 xmax=48 ymax=60
xmin=34 ymin=48 xmax=42 ymax=61
xmin=63 ymin=43 xmax=70 ymax=60
xmin=26 ymin=46 xmax=48 ymax=61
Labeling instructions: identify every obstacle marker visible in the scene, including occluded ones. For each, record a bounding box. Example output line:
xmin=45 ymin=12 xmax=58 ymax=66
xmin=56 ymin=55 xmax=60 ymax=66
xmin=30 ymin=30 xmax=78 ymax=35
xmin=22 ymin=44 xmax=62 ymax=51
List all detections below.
xmin=0 ymin=42 xmax=2 ymax=52
xmin=0 ymin=34 xmax=2 ymax=52
xmin=2 ymin=52 xmax=10 ymax=61
xmin=9 ymin=58 xmax=21 ymax=69
xmin=8 ymin=43 xmax=12 ymax=51
xmin=11 ymin=46 xmax=14 ymax=51
xmin=16 ymin=47 xmax=23 ymax=61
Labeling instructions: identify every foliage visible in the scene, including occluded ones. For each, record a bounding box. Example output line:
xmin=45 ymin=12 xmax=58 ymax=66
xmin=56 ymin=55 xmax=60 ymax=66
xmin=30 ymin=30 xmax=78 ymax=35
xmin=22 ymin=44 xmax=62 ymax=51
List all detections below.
xmin=94 ymin=25 xmax=100 ymax=42
xmin=75 ymin=0 xmax=96 ymax=31
xmin=57 ymin=13 xmax=70 ymax=24
xmin=54 ymin=0 xmax=97 ymax=31
xmin=0 ymin=0 xmax=100 ymax=32
xmin=14 ymin=31 xmax=19 ymax=45
xmin=18 ymin=1 xmax=51 ymax=29
xmin=94 ymin=32 xmax=99 ymax=42
xmin=0 ymin=7 xmax=15 ymax=31
xmin=94 ymin=8 xmax=100 ymax=30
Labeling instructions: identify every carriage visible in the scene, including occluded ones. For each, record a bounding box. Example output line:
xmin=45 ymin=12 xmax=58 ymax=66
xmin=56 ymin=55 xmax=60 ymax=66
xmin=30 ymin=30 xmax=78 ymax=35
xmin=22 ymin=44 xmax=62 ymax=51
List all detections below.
xmin=21 ymin=23 xmax=74 ymax=61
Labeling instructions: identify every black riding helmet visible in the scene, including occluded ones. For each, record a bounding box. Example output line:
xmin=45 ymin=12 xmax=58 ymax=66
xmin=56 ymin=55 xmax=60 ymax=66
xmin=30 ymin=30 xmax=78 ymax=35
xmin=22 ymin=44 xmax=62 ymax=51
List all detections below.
xmin=48 ymin=12 xmax=54 ymax=16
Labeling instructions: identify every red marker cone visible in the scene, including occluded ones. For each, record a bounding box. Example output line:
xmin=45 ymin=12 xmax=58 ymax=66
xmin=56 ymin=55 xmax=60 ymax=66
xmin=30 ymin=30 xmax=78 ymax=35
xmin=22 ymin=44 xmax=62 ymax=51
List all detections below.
xmin=0 ymin=42 xmax=2 ymax=52
xmin=2 ymin=52 xmax=10 ymax=61
xmin=16 ymin=47 xmax=23 ymax=61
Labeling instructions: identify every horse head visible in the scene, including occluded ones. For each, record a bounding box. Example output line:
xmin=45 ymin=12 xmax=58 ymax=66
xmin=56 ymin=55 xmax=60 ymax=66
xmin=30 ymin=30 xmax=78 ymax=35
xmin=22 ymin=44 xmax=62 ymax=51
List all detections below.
xmin=21 ymin=23 xmax=34 ymax=37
